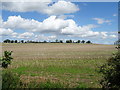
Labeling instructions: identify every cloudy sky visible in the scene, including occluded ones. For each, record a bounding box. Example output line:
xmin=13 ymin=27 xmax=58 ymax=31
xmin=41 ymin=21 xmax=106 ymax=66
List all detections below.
xmin=0 ymin=0 xmax=118 ymax=44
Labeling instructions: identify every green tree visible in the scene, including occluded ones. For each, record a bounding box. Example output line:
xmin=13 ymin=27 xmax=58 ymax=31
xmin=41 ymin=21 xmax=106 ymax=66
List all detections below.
xmin=69 ymin=40 xmax=72 ymax=43
xmin=66 ymin=40 xmax=72 ymax=43
xmin=81 ymin=40 xmax=85 ymax=43
xmin=15 ymin=40 xmax=18 ymax=43
xmin=0 ymin=51 xmax=13 ymax=68
xmin=10 ymin=40 xmax=14 ymax=43
xmin=3 ymin=39 xmax=11 ymax=43
xmin=60 ymin=40 xmax=63 ymax=43
xmin=77 ymin=40 xmax=81 ymax=43
xmin=21 ymin=40 xmax=24 ymax=43
xmin=86 ymin=40 xmax=92 ymax=44
xmin=55 ymin=39 xmax=59 ymax=43
xmin=99 ymin=45 xmax=120 ymax=88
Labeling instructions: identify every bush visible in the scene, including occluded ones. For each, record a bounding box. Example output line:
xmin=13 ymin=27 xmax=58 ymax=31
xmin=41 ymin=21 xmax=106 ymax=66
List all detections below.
xmin=2 ymin=71 xmax=20 ymax=88
xmin=0 ymin=51 xmax=13 ymax=68
xmin=99 ymin=48 xmax=120 ymax=88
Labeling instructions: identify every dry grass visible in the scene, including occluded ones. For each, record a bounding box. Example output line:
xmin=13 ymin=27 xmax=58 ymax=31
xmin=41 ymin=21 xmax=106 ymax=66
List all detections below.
xmin=1 ymin=43 xmax=116 ymax=60
xmin=1 ymin=43 xmax=117 ymax=88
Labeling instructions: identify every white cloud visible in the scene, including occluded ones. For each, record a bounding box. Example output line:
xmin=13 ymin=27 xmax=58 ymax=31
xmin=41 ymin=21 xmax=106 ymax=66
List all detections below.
xmin=0 ymin=28 xmax=14 ymax=36
xmin=100 ymin=32 xmax=108 ymax=39
xmin=43 ymin=1 xmax=79 ymax=15
xmin=3 ymin=15 xmax=42 ymax=32
xmin=2 ymin=1 xmax=79 ymax=15
xmin=40 ymin=16 xmax=69 ymax=32
xmin=92 ymin=18 xmax=111 ymax=24
xmin=3 ymin=15 xmax=100 ymax=38
xmin=109 ymin=35 xmax=117 ymax=38
xmin=17 ymin=32 xmax=34 ymax=39
xmin=1 ymin=15 xmax=116 ymax=40
xmin=0 ymin=28 xmax=35 ymax=39
xmin=34 ymin=34 xmax=57 ymax=41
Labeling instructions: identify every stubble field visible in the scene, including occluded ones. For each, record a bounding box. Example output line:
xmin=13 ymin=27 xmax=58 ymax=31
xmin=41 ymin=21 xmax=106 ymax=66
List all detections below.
xmin=1 ymin=43 xmax=117 ymax=88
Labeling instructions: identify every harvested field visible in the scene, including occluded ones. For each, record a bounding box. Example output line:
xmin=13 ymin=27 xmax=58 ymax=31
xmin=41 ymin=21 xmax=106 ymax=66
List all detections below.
xmin=1 ymin=43 xmax=117 ymax=88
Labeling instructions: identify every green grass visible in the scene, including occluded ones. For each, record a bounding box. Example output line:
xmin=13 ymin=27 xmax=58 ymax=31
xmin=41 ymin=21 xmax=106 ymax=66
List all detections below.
xmin=4 ymin=58 xmax=105 ymax=88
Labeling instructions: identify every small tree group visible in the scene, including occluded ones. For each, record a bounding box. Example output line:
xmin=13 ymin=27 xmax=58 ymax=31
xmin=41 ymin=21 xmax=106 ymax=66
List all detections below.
xmin=3 ymin=39 xmax=92 ymax=44
xmin=3 ymin=39 xmax=23 ymax=43
xmin=66 ymin=40 xmax=92 ymax=44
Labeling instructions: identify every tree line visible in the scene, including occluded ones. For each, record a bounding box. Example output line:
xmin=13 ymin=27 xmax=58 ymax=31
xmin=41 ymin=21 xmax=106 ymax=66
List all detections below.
xmin=3 ymin=39 xmax=92 ymax=44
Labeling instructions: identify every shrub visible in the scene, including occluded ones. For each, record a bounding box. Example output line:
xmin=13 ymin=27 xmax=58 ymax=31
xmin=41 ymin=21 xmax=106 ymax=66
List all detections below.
xmin=0 ymin=51 xmax=13 ymax=68
xmin=2 ymin=71 xmax=20 ymax=88
xmin=99 ymin=46 xmax=120 ymax=88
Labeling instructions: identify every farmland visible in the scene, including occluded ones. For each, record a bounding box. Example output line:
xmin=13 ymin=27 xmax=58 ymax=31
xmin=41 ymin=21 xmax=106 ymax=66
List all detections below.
xmin=1 ymin=43 xmax=117 ymax=88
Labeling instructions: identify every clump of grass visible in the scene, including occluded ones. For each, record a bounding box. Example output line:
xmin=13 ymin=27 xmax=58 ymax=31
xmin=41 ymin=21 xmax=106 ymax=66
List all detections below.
xmin=76 ymin=83 xmax=87 ymax=88
xmin=2 ymin=71 xmax=64 ymax=88
xmin=2 ymin=71 xmax=20 ymax=88
xmin=28 ymin=80 xmax=64 ymax=88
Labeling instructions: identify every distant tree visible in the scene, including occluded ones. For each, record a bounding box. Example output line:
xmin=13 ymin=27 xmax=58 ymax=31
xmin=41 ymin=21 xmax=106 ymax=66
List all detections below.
xmin=77 ymin=40 xmax=81 ymax=43
xmin=69 ymin=40 xmax=72 ymax=43
xmin=21 ymin=40 xmax=24 ymax=43
xmin=81 ymin=40 xmax=85 ymax=43
xmin=60 ymin=40 xmax=63 ymax=43
xmin=29 ymin=41 xmax=33 ymax=43
xmin=43 ymin=41 xmax=47 ymax=43
xmin=86 ymin=40 xmax=92 ymax=44
xmin=55 ymin=39 xmax=59 ymax=43
xmin=3 ymin=39 xmax=11 ymax=43
xmin=3 ymin=40 xmax=7 ymax=43
xmin=10 ymin=40 xmax=14 ymax=43
xmin=26 ymin=40 xmax=29 ymax=43
xmin=114 ymin=39 xmax=120 ymax=45
xmin=14 ymin=40 xmax=17 ymax=43
xmin=66 ymin=40 xmax=72 ymax=43
xmin=66 ymin=40 xmax=69 ymax=43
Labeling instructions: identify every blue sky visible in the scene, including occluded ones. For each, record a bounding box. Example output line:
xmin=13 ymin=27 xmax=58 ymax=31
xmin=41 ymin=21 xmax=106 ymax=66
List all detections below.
xmin=0 ymin=1 xmax=118 ymax=44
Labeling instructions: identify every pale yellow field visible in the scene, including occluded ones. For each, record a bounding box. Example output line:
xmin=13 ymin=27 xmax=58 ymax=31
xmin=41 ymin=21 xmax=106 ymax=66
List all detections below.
xmin=1 ymin=43 xmax=116 ymax=60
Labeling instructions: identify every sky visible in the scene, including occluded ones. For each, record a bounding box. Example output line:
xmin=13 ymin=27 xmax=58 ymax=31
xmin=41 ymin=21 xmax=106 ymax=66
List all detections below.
xmin=0 ymin=0 xmax=118 ymax=44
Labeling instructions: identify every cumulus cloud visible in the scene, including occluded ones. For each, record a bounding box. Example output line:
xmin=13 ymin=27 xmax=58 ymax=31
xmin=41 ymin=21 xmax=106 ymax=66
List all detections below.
xmin=92 ymin=18 xmax=111 ymax=24
xmin=34 ymin=34 xmax=57 ymax=41
xmin=100 ymin=32 xmax=108 ymax=39
xmin=0 ymin=28 xmax=35 ymax=39
xmin=44 ymin=1 xmax=79 ymax=15
xmin=3 ymin=15 xmax=100 ymax=38
xmin=2 ymin=1 xmax=79 ymax=15
xmin=1 ymin=15 xmax=117 ymax=40
xmin=109 ymin=35 xmax=117 ymax=38
xmin=17 ymin=32 xmax=34 ymax=39
xmin=0 ymin=28 xmax=14 ymax=36
xmin=3 ymin=15 xmax=42 ymax=32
